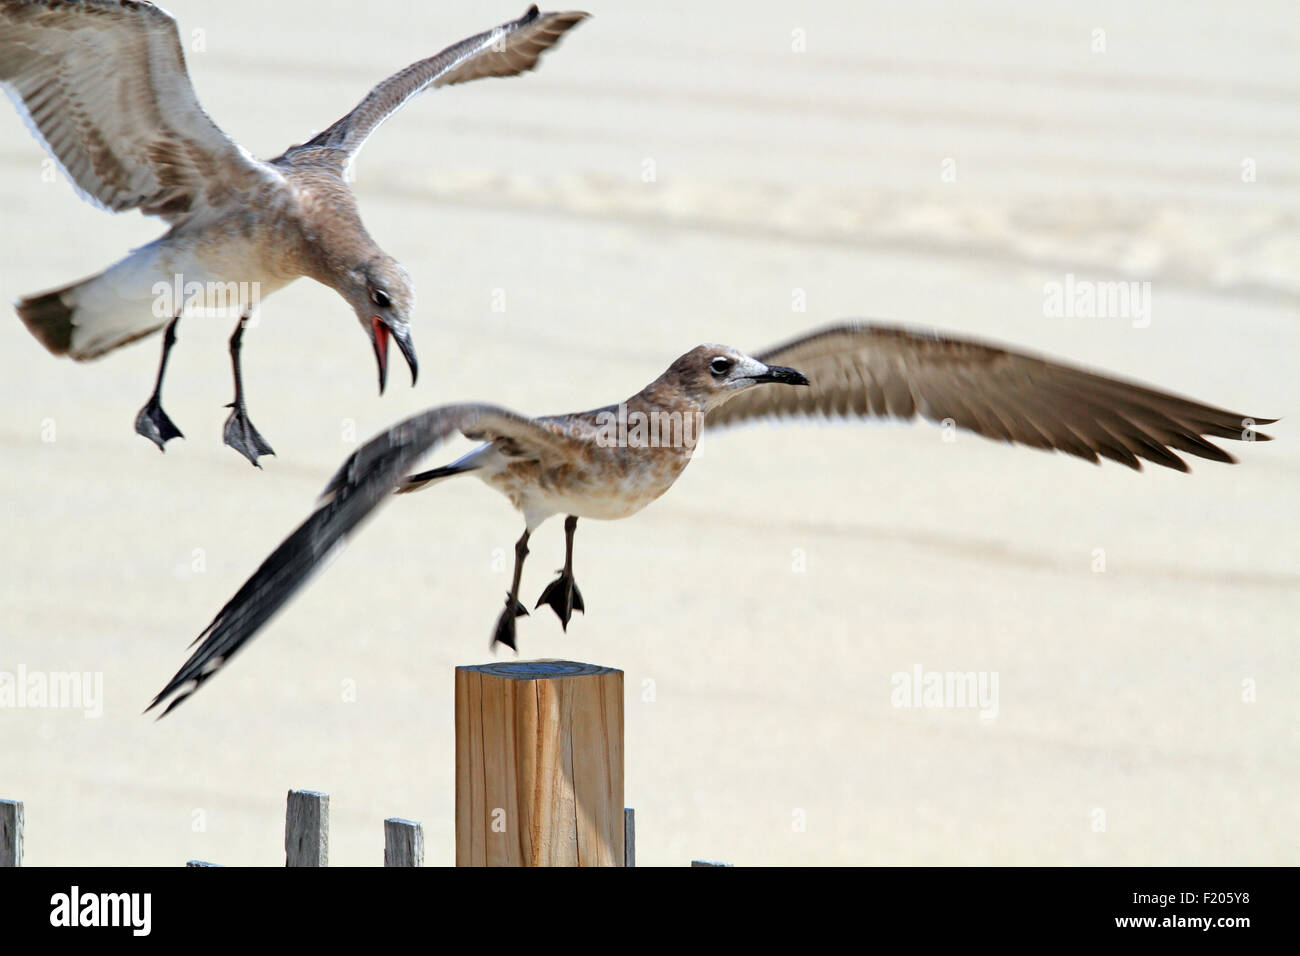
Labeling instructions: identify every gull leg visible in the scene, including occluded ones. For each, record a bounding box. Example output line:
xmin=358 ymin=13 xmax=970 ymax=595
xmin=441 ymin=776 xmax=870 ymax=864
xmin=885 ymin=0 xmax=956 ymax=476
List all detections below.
xmin=134 ymin=316 xmax=185 ymax=450
xmin=536 ymin=515 xmax=585 ymax=631
xmin=222 ymin=312 xmax=275 ymax=467
xmin=493 ymin=529 xmax=532 ymax=650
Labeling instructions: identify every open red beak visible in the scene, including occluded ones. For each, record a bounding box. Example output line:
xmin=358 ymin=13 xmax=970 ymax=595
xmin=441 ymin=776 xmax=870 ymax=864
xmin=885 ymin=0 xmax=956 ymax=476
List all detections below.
xmin=370 ymin=315 xmax=417 ymax=394
xmin=371 ymin=316 xmax=390 ymax=394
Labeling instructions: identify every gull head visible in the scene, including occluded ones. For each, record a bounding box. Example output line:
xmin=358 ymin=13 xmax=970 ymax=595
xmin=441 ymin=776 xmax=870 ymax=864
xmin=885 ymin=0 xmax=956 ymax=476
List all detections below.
xmin=665 ymin=344 xmax=810 ymax=410
xmin=347 ymin=255 xmax=417 ymax=394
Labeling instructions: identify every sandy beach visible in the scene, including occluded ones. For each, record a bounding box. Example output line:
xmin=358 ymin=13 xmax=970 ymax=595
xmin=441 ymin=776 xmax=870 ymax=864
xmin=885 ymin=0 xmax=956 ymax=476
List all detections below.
xmin=0 ymin=0 xmax=1296 ymax=865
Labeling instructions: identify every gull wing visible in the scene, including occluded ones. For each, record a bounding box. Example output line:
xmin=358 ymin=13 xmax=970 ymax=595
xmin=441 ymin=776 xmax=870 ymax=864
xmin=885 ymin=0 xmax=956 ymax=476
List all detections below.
xmin=707 ymin=322 xmax=1274 ymax=471
xmin=279 ymin=5 xmax=588 ymax=168
xmin=0 ymin=0 xmax=276 ymax=223
xmin=147 ymin=402 xmax=544 ymax=717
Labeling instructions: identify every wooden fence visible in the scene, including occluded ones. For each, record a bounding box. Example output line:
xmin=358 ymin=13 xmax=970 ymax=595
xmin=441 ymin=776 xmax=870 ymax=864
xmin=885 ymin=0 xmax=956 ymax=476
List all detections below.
xmin=1 ymin=660 xmax=731 ymax=866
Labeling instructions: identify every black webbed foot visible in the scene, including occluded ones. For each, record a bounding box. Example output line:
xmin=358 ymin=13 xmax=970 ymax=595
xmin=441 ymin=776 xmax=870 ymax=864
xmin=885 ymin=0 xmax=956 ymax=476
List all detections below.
xmin=492 ymin=595 xmax=530 ymax=650
xmin=136 ymin=316 xmax=183 ymax=451
xmin=135 ymin=396 xmax=184 ymax=451
xmin=536 ymin=572 xmax=585 ymax=631
xmin=223 ymin=402 xmax=275 ymax=468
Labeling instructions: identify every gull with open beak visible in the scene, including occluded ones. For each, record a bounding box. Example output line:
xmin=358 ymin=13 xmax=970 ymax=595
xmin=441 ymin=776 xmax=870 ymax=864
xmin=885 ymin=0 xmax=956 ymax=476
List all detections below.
xmin=0 ymin=2 xmax=587 ymax=464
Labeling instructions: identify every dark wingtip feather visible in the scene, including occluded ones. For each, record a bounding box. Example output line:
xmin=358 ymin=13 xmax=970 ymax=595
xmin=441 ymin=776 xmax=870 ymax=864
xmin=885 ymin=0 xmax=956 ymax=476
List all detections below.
xmin=145 ymin=405 xmax=486 ymax=718
xmin=1246 ymin=416 xmax=1277 ymax=442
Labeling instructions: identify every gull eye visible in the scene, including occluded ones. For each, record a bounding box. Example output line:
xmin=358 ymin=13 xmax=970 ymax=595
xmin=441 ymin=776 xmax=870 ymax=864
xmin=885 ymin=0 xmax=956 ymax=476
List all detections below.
xmin=370 ymin=289 xmax=391 ymax=309
xmin=709 ymin=356 xmax=733 ymax=377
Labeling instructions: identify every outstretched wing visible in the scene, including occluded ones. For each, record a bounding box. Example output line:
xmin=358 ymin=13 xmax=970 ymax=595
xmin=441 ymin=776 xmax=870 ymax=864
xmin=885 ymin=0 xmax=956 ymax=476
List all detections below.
xmin=279 ymin=5 xmax=588 ymax=168
xmin=0 ymin=0 xmax=275 ymax=222
xmin=707 ymin=322 xmax=1274 ymax=471
xmin=147 ymin=402 xmax=540 ymax=717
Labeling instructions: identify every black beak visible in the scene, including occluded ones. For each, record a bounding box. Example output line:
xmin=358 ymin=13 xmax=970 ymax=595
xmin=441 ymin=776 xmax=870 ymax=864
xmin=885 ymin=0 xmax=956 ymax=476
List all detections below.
xmin=754 ymin=364 xmax=810 ymax=386
xmin=393 ymin=324 xmax=418 ymax=388
xmin=372 ymin=318 xmax=419 ymax=394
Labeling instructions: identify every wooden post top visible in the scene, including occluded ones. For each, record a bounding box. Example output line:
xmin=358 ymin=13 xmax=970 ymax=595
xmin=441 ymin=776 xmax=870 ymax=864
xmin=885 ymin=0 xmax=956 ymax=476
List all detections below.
xmin=456 ymin=660 xmax=620 ymax=680
xmin=456 ymin=660 xmax=624 ymax=865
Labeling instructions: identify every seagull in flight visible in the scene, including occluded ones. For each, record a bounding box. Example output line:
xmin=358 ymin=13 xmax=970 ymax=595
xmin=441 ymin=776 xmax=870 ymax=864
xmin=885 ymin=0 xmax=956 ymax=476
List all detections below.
xmin=0 ymin=1 xmax=588 ymax=464
xmin=146 ymin=321 xmax=1274 ymax=716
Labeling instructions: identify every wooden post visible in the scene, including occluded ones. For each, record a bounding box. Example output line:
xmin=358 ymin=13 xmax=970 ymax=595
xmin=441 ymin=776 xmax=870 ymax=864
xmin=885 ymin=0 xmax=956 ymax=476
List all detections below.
xmin=285 ymin=789 xmax=329 ymax=866
xmin=383 ymin=818 xmax=424 ymax=867
xmin=456 ymin=660 xmax=623 ymax=866
xmin=1 ymin=799 xmax=22 ymax=867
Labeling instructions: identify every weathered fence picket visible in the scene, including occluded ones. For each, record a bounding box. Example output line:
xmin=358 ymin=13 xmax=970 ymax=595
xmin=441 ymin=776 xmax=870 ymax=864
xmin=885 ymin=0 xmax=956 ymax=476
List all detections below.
xmin=624 ymin=807 xmax=636 ymax=867
xmin=1 ymin=799 xmax=22 ymax=867
xmin=285 ymin=789 xmax=329 ymax=867
xmin=383 ymin=818 xmax=424 ymax=867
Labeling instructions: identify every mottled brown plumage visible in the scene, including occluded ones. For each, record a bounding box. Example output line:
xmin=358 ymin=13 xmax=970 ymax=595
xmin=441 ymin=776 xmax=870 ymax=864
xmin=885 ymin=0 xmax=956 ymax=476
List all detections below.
xmin=146 ymin=321 xmax=1273 ymax=715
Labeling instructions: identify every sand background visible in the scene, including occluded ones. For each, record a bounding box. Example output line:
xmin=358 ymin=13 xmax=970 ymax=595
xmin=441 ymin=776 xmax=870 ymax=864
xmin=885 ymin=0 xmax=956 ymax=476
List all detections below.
xmin=1 ymin=0 xmax=1296 ymax=865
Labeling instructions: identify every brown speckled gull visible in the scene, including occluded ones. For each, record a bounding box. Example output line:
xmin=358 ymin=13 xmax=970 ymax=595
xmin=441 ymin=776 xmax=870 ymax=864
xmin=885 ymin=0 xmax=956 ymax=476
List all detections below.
xmin=145 ymin=321 xmax=1273 ymax=715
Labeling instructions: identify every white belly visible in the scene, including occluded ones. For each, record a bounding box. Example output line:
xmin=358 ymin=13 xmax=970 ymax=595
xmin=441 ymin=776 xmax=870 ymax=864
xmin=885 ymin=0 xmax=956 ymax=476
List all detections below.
xmin=478 ymin=448 xmax=685 ymax=530
xmin=523 ymin=485 xmax=656 ymax=523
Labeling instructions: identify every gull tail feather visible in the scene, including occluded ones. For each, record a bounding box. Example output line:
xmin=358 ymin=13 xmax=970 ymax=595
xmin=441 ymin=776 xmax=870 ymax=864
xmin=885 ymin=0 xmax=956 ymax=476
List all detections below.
xmin=16 ymin=276 xmax=92 ymax=357
xmin=16 ymin=248 xmax=172 ymax=359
